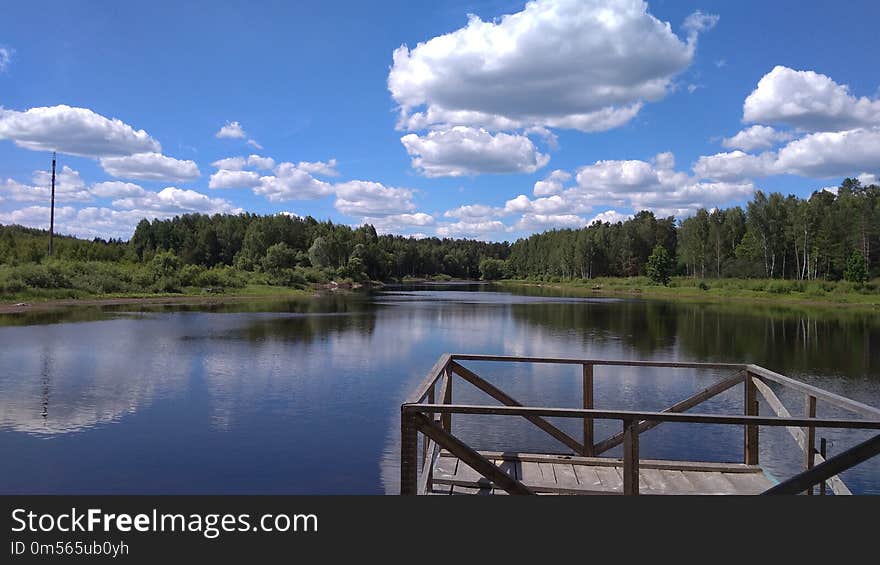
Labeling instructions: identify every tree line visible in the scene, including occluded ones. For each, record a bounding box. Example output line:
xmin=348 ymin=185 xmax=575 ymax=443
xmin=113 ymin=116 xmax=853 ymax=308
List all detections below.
xmin=506 ymin=179 xmax=878 ymax=282
xmin=0 ymin=178 xmax=877 ymax=291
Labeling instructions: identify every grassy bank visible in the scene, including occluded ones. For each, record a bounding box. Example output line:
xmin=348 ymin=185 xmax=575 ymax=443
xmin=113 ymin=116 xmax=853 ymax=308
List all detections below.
xmin=498 ymin=276 xmax=880 ymax=308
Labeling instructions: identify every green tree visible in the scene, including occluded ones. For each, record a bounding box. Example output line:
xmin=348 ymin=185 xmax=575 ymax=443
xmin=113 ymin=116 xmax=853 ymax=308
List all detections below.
xmin=479 ymin=258 xmax=505 ymax=280
xmin=308 ymin=236 xmax=331 ymax=268
xmin=646 ymin=244 xmax=672 ymax=285
xmin=844 ymin=251 xmax=868 ymax=283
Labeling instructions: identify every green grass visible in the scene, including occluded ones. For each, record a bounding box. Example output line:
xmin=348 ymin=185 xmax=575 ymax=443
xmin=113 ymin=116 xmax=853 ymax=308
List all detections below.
xmin=498 ymin=276 xmax=880 ymax=308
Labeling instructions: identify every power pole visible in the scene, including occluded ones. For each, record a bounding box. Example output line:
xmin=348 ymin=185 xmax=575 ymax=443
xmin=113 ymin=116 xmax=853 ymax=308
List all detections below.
xmin=48 ymin=152 xmax=56 ymax=256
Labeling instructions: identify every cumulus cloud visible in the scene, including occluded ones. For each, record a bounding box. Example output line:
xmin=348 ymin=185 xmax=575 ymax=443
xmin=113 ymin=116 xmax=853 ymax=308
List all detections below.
xmin=90 ymin=181 xmax=147 ymax=199
xmin=0 ymin=105 xmax=160 ymax=157
xmin=435 ymin=220 xmax=508 ymax=239
xmin=401 ymin=126 xmax=549 ymax=177
xmin=388 ymin=0 xmax=705 ymax=133
xmin=112 ymin=186 xmax=240 ymax=215
xmin=587 ymin=209 xmax=631 ymax=225
xmin=334 ymin=180 xmax=416 ymax=216
xmin=774 ymin=127 xmax=880 ymax=178
xmin=699 ymin=127 xmax=880 ymax=180
xmin=693 ymin=150 xmax=777 ymax=181
xmin=533 ymin=170 xmax=571 ymax=196
xmin=297 ymin=159 xmax=339 ymax=177
xmin=515 ymin=213 xmax=586 ymax=231
xmin=211 ymin=154 xmax=276 ymax=171
xmin=99 ymin=152 xmax=200 ymax=182
xmin=253 ymin=162 xmax=333 ymax=201
xmin=215 ymin=121 xmax=247 ymax=139
xmin=743 ymin=66 xmax=880 ymax=131
xmin=208 ymin=169 xmax=261 ymax=189
xmin=443 ymin=204 xmax=504 ymax=220
xmin=361 ymin=213 xmax=435 ymax=234
xmin=2 ymin=166 xmax=92 ymax=202
xmin=722 ymin=125 xmax=793 ymax=151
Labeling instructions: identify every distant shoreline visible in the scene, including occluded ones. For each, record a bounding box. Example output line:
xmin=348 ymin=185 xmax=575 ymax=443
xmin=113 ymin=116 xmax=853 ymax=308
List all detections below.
xmin=497 ymin=279 xmax=880 ymax=310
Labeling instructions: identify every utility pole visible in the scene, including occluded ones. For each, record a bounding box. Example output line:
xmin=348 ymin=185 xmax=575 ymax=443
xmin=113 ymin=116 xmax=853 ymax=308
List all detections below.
xmin=48 ymin=151 xmax=56 ymax=256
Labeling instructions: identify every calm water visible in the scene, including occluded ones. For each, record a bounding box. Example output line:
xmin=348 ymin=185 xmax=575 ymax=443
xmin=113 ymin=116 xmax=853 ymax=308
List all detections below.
xmin=1 ymin=284 xmax=878 ymax=494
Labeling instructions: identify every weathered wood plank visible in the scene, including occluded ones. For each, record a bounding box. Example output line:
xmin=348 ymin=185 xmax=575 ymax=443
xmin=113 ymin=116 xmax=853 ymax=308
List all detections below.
xmin=449 ymin=450 xmax=765 ymax=473
xmin=407 ymin=353 xmax=452 ymax=404
xmin=804 ymin=395 xmax=817 ymax=495
xmin=662 ymin=470 xmax=697 ymax=494
xmin=748 ymin=364 xmax=880 ymax=419
xmin=583 ymin=364 xmax=594 ymax=457
xmin=451 ymin=354 xmax=747 ymax=371
xmin=639 ymin=468 xmax=670 ymax=493
xmin=405 ymin=403 xmax=880 ymax=430
xmin=553 ymin=464 xmax=580 ymax=489
xmin=744 ymin=372 xmax=759 ymax=465
xmin=622 ymin=419 xmax=640 ymax=495
xmin=685 ymin=471 xmax=738 ymax=494
xmin=573 ymin=466 xmax=603 ymax=490
xmin=595 ymin=466 xmax=623 ymax=492
xmin=721 ymin=472 xmax=772 ymax=494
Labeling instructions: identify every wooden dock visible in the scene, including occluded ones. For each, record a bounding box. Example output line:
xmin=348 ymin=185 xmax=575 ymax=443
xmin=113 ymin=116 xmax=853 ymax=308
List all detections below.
xmin=401 ymin=354 xmax=880 ymax=495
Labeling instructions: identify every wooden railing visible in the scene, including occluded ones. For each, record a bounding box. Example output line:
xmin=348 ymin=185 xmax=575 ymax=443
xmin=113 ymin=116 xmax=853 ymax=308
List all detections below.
xmin=400 ymin=354 xmax=880 ymax=495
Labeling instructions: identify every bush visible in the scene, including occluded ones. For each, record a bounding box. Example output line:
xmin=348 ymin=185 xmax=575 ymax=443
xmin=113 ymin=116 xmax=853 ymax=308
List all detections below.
xmin=479 ymin=258 xmax=506 ymax=281
xmin=844 ymin=251 xmax=868 ymax=284
xmin=646 ymin=245 xmax=672 ymax=285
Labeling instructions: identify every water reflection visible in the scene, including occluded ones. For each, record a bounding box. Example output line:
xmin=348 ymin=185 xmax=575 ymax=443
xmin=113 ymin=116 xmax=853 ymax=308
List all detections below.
xmin=0 ymin=285 xmax=877 ymax=494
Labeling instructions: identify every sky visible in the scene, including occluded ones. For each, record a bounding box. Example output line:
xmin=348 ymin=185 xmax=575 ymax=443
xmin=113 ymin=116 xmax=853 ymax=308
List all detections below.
xmin=1 ymin=0 xmax=879 ymax=242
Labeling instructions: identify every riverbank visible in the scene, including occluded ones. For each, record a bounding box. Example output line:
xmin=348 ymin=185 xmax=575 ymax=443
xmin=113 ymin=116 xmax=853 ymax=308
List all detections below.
xmin=0 ymin=284 xmax=340 ymax=314
xmin=497 ymin=277 xmax=880 ymax=309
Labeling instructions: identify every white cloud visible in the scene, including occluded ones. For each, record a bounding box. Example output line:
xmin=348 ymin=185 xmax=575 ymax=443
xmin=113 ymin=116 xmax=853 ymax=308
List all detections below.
xmin=533 ymin=169 xmax=571 ymax=196
xmin=0 ymin=46 xmax=14 ymax=72
xmin=112 ymin=186 xmax=240 ymax=215
xmin=515 ymin=213 xmax=586 ymax=231
xmin=99 ymin=152 xmax=200 ymax=182
xmin=208 ymin=169 xmax=261 ymax=189
xmin=253 ymin=162 xmax=333 ymax=201
xmin=247 ymin=139 xmax=263 ymax=150
xmin=435 ymin=220 xmax=508 ymax=238
xmin=698 ymin=127 xmax=880 ymax=180
xmin=443 ymin=203 xmax=504 ymax=220
xmin=693 ymin=150 xmax=777 ymax=181
xmin=722 ymin=125 xmax=793 ymax=151
xmin=588 ymin=209 xmax=630 ymax=224
xmin=857 ymin=173 xmax=878 ymax=186
xmin=743 ymin=66 xmax=880 ymax=131
xmin=774 ymin=127 xmax=880 ymax=178
xmin=0 ymin=105 xmax=160 ymax=157
xmin=211 ymin=154 xmax=276 ymax=171
xmin=216 ymin=121 xmax=247 ymax=139
xmin=297 ymin=159 xmax=339 ymax=177
xmin=361 ymin=213 xmax=435 ymax=234
xmin=334 ymin=180 xmax=416 ymax=216
xmin=504 ymin=194 xmax=571 ymax=215
xmin=388 ymin=0 xmax=706 ymax=133
xmin=2 ymin=166 xmax=92 ymax=202
xmin=400 ymin=126 xmax=549 ymax=177
xmin=90 ymin=181 xmax=146 ymax=199
xmin=681 ymin=11 xmax=719 ymax=42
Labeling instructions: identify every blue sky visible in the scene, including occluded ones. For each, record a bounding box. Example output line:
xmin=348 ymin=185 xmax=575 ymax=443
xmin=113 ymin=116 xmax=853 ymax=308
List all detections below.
xmin=1 ymin=0 xmax=879 ymax=241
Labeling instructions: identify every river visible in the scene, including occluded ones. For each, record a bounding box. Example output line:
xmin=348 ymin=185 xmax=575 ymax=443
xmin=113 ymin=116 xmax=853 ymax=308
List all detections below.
xmin=1 ymin=283 xmax=878 ymax=494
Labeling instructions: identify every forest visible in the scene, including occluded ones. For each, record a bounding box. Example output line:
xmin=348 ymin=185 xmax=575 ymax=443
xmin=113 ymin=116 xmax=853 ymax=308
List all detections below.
xmin=0 ymin=178 xmax=877 ymax=299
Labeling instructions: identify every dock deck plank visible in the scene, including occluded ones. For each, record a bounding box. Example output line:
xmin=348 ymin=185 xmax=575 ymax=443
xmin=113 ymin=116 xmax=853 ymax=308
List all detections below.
xmin=429 ymin=451 xmax=773 ymax=495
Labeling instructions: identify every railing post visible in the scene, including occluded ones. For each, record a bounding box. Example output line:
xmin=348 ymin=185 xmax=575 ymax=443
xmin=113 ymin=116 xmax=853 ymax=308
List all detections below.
xmin=804 ymin=394 xmax=817 ymax=495
xmin=422 ymin=384 xmax=435 ymax=469
xmin=441 ymin=368 xmax=452 ymax=433
xmin=400 ymin=408 xmax=419 ymax=495
xmin=819 ymin=438 xmax=827 ymax=496
xmin=622 ymin=418 xmax=639 ymax=495
xmin=582 ymin=363 xmax=594 ymax=457
xmin=744 ymin=372 xmax=759 ymax=465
